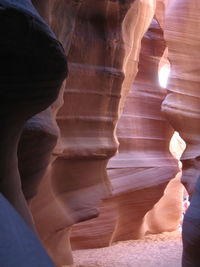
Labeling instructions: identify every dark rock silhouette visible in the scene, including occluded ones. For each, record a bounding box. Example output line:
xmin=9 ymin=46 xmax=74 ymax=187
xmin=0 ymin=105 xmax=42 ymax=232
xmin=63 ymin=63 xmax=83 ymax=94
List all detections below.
xmin=0 ymin=194 xmax=55 ymax=267
xmin=0 ymin=0 xmax=67 ymax=265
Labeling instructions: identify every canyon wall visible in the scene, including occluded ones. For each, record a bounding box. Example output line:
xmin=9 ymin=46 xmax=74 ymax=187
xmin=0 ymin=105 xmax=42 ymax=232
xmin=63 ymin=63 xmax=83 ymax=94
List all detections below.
xmin=0 ymin=0 xmax=68 ymax=265
xmin=16 ymin=0 xmax=200 ymax=266
xmin=162 ymin=0 xmax=200 ymax=196
xmin=160 ymin=0 xmax=200 ymax=265
xmin=29 ymin=0 xmax=160 ymax=265
xmin=70 ymin=18 xmax=183 ymax=250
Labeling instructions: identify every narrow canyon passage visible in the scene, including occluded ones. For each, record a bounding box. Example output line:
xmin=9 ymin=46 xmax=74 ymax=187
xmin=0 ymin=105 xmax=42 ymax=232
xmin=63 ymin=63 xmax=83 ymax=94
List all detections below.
xmin=1 ymin=0 xmax=200 ymax=266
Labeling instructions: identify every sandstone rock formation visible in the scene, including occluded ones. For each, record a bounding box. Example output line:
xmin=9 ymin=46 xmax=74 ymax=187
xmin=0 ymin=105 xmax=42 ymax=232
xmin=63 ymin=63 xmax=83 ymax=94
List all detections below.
xmin=0 ymin=0 xmax=67 ymax=229
xmin=13 ymin=1 xmax=80 ymax=264
xmin=18 ymin=108 xmax=58 ymax=203
xmin=70 ymin=18 xmax=183 ymax=249
xmin=12 ymin=0 xmax=200 ymax=266
xmin=160 ymin=0 xmax=200 ymax=265
xmin=53 ymin=0 xmax=156 ymax=225
xmin=182 ymin=175 xmax=200 ymax=267
xmin=29 ymin=0 xmax=158 ymax=265
xmin=162 ymin=0 xmax=200 ymax=196
xmin=0 ymin=0 xmax=67 ymax=265
xmin=19 ymin=0 xmax=80 ymax=205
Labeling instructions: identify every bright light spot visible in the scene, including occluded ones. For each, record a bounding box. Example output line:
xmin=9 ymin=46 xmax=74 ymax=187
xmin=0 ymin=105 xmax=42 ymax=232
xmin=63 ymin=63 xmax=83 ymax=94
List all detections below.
xmin=169 ymin=131 xmax=186 ymax=161
xmin=158 ymin=64 xmax=170 ymax=88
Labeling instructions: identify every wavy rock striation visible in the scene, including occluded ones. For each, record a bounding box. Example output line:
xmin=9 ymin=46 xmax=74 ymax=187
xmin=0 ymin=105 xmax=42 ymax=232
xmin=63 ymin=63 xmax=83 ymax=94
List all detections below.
xmin=162 ymin=0 xmax=200 ymax=195
xmin=17 ymin=0 xmax=189 ymax=265
xmin=70 ymin=18 xmax=182 ymax=249
xmin=160 ymin=0 xmax=200 ymax=265
xmin=29 ymin=0 xmax=156 ymax=265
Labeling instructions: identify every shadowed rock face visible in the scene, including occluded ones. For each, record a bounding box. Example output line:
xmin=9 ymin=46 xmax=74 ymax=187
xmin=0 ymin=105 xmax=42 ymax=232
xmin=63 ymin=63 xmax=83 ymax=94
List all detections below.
xmin=18 ymin=2 xmax=83 ymax=206
xmin=0 ymin=0 xmax=67 ymax=265
xmin=0 ymin=0 xmax=67 ymax=229
xmin=0 ymin=194 xmax=55 ymax=267
xmin=0 ymin=0 xmax=67 ymax=111
xmin=18 ymin=108 xmax=59 ymax=202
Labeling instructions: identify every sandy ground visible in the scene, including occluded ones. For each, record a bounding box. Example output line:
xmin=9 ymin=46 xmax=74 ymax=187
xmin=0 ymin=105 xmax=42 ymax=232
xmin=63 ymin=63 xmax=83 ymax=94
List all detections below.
xmin=72 ymin=230 xmax=182 ymax=267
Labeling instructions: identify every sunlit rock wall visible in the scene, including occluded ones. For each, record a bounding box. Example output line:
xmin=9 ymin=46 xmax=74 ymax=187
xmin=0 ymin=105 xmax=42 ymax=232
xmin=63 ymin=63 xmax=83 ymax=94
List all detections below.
xmin=108 ymin=18 xmax=182 ymax=240
xmin=70 ymin=18 xmax=182 ymax=249
xmin=29 ymin=0 xmax=156 ymax=265
xmin=53 ymin=0 xmax=156 ymax=226
xmin=161 ymin=0 xmax=200 ymax=195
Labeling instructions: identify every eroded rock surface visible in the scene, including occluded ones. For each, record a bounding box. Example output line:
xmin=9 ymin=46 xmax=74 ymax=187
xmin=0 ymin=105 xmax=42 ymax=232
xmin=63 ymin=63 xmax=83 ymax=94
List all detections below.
xmin=15 ymin=0 xmax=200 ymax=265
xmin=162 ymin=0 xmax=200 ymax=195
xmin=0 ymin=0 xmax=67 ymax=228
xmin=29 ymin=0 xmax=156 ymax=265
xmin=160 ymin=0 xmax=200 ymax=265
xmin=70 ymin=19 xmax=183 ymax=249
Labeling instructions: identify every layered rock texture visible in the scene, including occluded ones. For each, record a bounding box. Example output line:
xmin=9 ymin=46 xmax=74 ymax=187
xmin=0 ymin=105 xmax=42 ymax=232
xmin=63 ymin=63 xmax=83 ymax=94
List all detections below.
xmin=29 ymin=0 xmax=171 ymax=265
xmin=160 ymin=0 xmax=200 ymax=265
xmin=0 ymin=0 xmax=66 ymax=228
xmin=70 ymin=18 xmax=183 ymax=249
xmin=4 ymin=0 xmax=200 ymax=266
xmin=53 ymin=0 xmax=156 ymax=226
xmin=162 ymin=0 xmax=200 ymax=196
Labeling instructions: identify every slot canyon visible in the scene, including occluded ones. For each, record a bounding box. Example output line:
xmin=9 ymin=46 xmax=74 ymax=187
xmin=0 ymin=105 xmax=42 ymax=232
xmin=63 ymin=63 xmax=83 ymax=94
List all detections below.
xmin=0 ymin=0 xmax=200 ymax=266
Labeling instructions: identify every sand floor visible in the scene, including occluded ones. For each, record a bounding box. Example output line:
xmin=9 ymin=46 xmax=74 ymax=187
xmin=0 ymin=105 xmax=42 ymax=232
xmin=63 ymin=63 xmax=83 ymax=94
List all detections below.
xmin=72 ymin=230 xmax=182 ymax=267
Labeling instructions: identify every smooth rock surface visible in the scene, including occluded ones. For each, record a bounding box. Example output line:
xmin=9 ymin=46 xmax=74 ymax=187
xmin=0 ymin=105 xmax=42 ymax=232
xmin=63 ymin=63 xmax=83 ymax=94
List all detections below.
xmin=159 ymin=0 xmax=200 ymax=265
xmin=0 ymin=0 xmax=67 ymax=231
xmin=70 ymin=18 xmax=183 ymax=249
xmin=162 ymin=0 xmax=200 ymax=195
xmin=15 ymin=0 xmax=199 ymax=265
xmin=30 ymin=2 xmax=156 ymax=265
